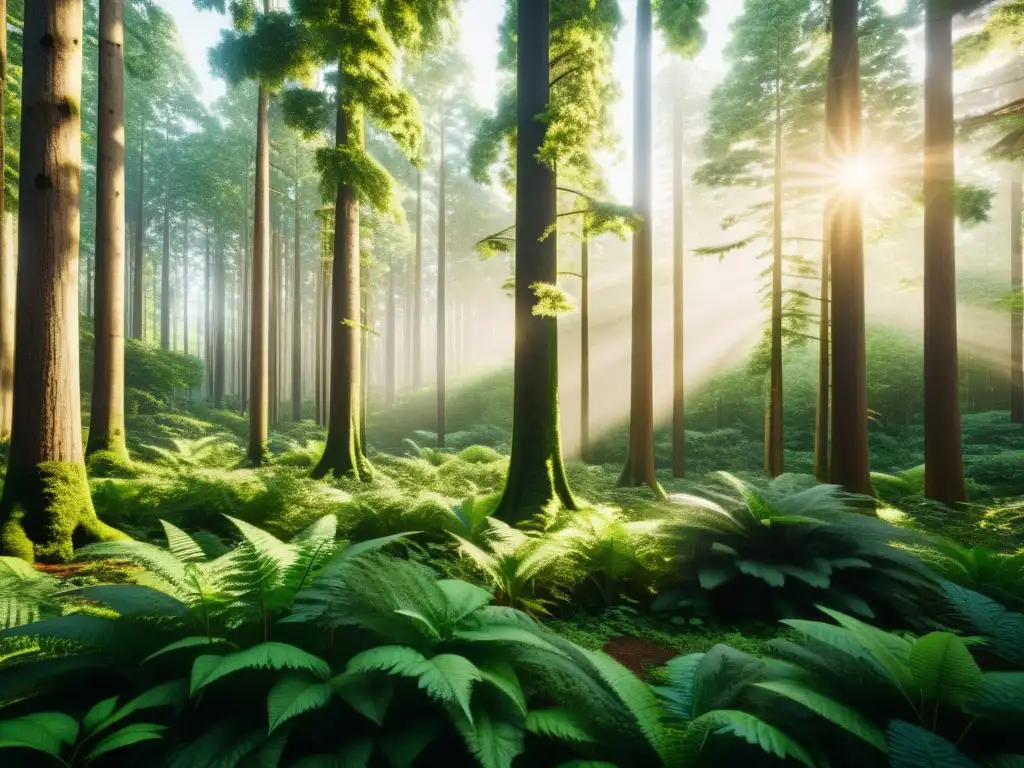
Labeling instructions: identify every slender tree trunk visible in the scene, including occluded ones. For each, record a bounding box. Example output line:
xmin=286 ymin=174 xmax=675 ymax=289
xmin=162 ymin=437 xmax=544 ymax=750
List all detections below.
xmin=580 ymin=233 xmax=590 ymax=461
xmin=413 ymin=168 xmax=423 ymax=389
xmin=1011 ymin=173 xmax=1022 ymax=422
xmin=403 ymin=236 xmax=413 ymax=390
xmin=360 ymin=271 xmax=368 ymax=452
xmin=814 ymin=203 xmax=831 ymax=481
xmin=829 ymin=0 xmax=874 ymax=497
xmin=386 ymin=253 xmax=396 ymax=406
xmin=672 ymin=62 xmax=685 ymax=479
xmin=766 ymin=42 xmax=784 ymax=478
xmin=292 ymin=146 xmax=301 ymax=421
xmin=315 ymin=232 xmax=323 ymax=425
xmin=248 ymin=67 xmax=270 ymax=457
xmin=241 ymin=156 xmax=250 ymax=413
xmin=496 ymin=0 xmax=575 ymax=522
xmin=0 ymin=0 xmax=126 ymax=561
xmin=620 ymin=0 xmax=658 ymax=491
xmin=437 ymin=106 xmax=446 ymax=448
xmin=0 ymin=4 xmax=10 ymax=444
xmin=923 ymin=0 xmax=966 ymax=503
xmin=270 ymin=229 xmax=279 ymax=425
xmin=86 ymin=249 xmax=92 ymax=320
xmin=87 ymin=0 xmax=128 ymax=460
xmin=205 ymin=224 xmax=213 ymax=398
xmin=182 ymin=206 xmax=189 ymax=355
xmin=214 ymin=230 xmax=225 ymax=407
xmin=132 ymin=119 xmax=144 ymax=340
xmin=160 ymin=122 xmax=170 ymax=349
xmin=151 ymin=251 xmax=157 ymax=344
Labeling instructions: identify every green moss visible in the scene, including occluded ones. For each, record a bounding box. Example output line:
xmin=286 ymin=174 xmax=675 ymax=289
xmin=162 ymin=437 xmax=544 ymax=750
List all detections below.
xmin=0 ymin=461 xmax=128 ymax=563
xmin=86 ymin=448 xmax=138 ymax=478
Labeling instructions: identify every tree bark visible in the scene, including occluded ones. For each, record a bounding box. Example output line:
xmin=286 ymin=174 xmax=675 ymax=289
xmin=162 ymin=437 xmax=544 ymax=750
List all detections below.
xmin=182 ymin=206 xmax=189 ymax=356
xmin=0 ymin=1 xmax=10 ymax=443
xmin=87 ymin=0 xmax=128 ymax=460
xmin=248 ymin=86 xmax=269 ymax=458
xmin=0 ymin=0 xmax=126 ymax=562
xmin=413 ymin=168 xmax=423 ymax=389
xmin=620 ymin=0 xmax=658 ymax=490
xmin=814 ymin=204 xmax=831 ymax=481
xmin=495 ymin=0 xmax=575 ymax=522
xmin=386 ymin=253 xmax=396 ymax=406
xmin=315 ymin=229 xmax=323 ymax=425
xmin=672 ymin=62 xmax=685 ymax=479
xmin=828 ymin=0 xmax=874 ymax=497
xmin=923 ymin=0 xmax=967 ymax=503
xmin=204 ymin=224 xmax=213 ymax=398
xmin=1011 ymin=174 xmax=1022 ymax=422
xmin=437 ymin=106 xmax=446 ymax=448
xmin=292 ymin=146 xmax=301 ymax=421
xmin=580 ymin=233 xmax=590 ymax=461
xmin=766 ymin=39 xmax=784 ymax=478
xmin=131 ymin=119 xmax=144 ymax=340
xmin=160 ymin=122 xmax=170 ymax=349
xmin=241 ymin=155 xmax=250 ymax=412
xmin=214 ymin=229 xmax=225 ymax=407
xmin=270 ymin=228 xmax=279 ymax=425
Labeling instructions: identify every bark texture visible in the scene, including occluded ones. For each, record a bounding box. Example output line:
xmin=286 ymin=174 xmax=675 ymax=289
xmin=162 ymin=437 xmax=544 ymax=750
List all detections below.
xmin=0 ymin=0 xmax=126 ymax=562
xmin=766 ymin=54 xmax=784 ymax=478
xmin=131 ymin=120 xmax=144 ymax=339
xmin=0 ymin=3 xmax=13 ymax=443
xmin=87 ymin=0 xmax=128 ymax=460
xmin=923 ymin=0 xmax=967 ymax=503
xmin=248 ymin=86 xmax=270 ymax=461
xmin=495 ymin=0 xmax=575 ymax=522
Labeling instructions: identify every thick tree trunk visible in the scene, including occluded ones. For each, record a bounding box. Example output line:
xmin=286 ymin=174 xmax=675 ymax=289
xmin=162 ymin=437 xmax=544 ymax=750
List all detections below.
xmin=580 ymin=233 xmax=590 ymax=461
xmin=0 ymin=0 xmax=11 ymax=443
xmin=0 ymin=0 xmax=126 ymax=562
xmin=160 ymin=124 xmax=170 ymax=349
xmin=828 ymin=0 xmax=874 ymax=497
xmin=437 ymin=108 xmax=446 ymax=448
xmin=292 ymin=150 xmax=301 ymax=421
xmin=620 ymin=0 xmax=658 ymax=490
xmin=87 ymin=0 xmax=128 ymax=461
xmin=672 ymin=63 xmax=685 ymax=479
xmin=923 ymin=0 xmax=967 ymax=503
xmin=1011 ymin=174 xmax=1022 ymax=422
xmin=214 ymin=230 xmax=225 ymax=407
xmin=496 ymin=0 xmax=575 ymax=522
xmin=766 ymin=50 xmax=784 ymax=478
xmin=413 ymin=168 xmax=423 ymax=389
xmin=386 ymin=253 xmax=396 ymax=406
xmin=132 ymin=120 xmax=144 ymax=340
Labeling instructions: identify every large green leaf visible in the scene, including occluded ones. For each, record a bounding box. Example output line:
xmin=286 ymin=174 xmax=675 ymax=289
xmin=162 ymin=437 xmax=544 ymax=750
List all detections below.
xmin=478 ymin=659 xmax=526 ymax=716
xmin=267 ymin=674 xmax=335 ymax=733
xmin=456 ymin=706 xmax=525 ymax=768
xmin=143 ymin=635 xmax=234 ymax=663
xmin=754 ymin=679 xmax=888 ymax=752
xmin=966 ymin=671 xmax=1024 ymax=716
xmin=736 ymin=559 xmax=786 ymax=587
xmin=437 ymin=579 xmax=492 ymax=623
xmin=698 ymin=563 xmax=736 ymax=590
xmin=84 ymin=723 xmax=166 ymax=763
xmin=660 ymin=652 xmax=704 ymax=721
xmin=332 ymin=671 xmax=396 ymax=725
xmin=693 ymin=645 xmax=766 ymax=717
xmin=525 ymin=710 xmax=595 ymax=743
xmin=887 ymin=719 xmax=980 ymax=768
xmin=96 ymin=680 xmax=188 ymax=736
xmin=689 ymin=709 xmax=814 ymax=767
xmin=0 ymin=712 xmax=79 ymax=756
xmin=160 ymin=520 xmax=208 ymax=563
xmin=190 ymin=642 xmax=331 ymax=695
xmin=454 ymin=625 xmax=566 ymax=655
xmin=909 ymin=633 xmax=983 ymax=706
xmin=83 ymin=697 xmax=120 ymax=735
xmin=817 ymin=607 xmax=915 ymax=703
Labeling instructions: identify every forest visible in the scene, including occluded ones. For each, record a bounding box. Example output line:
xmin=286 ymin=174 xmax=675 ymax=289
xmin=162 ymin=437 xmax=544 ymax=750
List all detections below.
xmin=3 ymin=0 xmax=1024 ymax=765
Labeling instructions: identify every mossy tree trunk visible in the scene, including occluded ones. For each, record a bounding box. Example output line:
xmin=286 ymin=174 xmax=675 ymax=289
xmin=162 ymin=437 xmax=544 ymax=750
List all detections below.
xmin=87 ymin=0 xmax=128 ymax=461
xmin=1 ymin=0 xmax=126 ymax=562
xmin=1011 ymin=174 xmax=1022 ymax=422
xmin=313 ymin=51 xmax=369 ymax=480
xmin=495 ymin=0 xmax=575 ymax=524
xmin=269 ymin=228 xmax=279 ymax=425
xmin=620 ymin=0 xmax=658 ymax=491
xmin=828 ymin=0 xmax=874 ymax=498
xmin=923 ymin=0 xmax=967 ymax=503
xmin=0 ymin=0 xmax=14 ymax=444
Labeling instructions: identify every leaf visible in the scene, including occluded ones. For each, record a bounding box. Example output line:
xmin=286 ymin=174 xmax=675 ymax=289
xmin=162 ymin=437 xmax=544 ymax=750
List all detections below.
xmin=453 ymin=625 xmax=566 ymax=655
xmin=161 ymin=520 xmax=208 ymax=563
xmin=690 ymin=710 xmax=814 ymax=767
xmin=525 ymin=709 xmax=595 ymax=743
xmin=394 ymin=609 xmax=441 ymax=638
xmin=817 ymin=607 xmax=915 ymax=702
xmin=291 ymin=736 xmax=374 ymax=768
xmin=456 ymin=706 xmax=524 ymax=768
xmin=909 ymin=632 xmax=983 ymax=706
xmin=660 ymin=652 xmax=704 ymax=721
xmin=0 ymin=712 xmax=80 ymax=756
xmin=965 ymin=671 xmax=1024 ymax=716
xmin=693 ymin=645 xmax=766 ymax=717
xmin=267 ymin=675 xmax=335 ymax=733
xmin=84 ymin=697 xmax=120 ymax=735
xmin=887 ymin=719 xmax=981 ymax=768
xmin=190 ymin=642 xmax=331 ymax=695
xmin=754 ymin=679 xmax=888 ymax=753
xmin=437 ymin=579 xmax=492 ymax=622
xmin=778 ymin=564 xmax=831 ymax=589
xmin=698 ymin=564 xmax=736 ymax=590
xmin=143 ymin=636 xmax=233 ymax=663
xmin=84 ymin=723 xmax=166 ymax=763
xmin=96 ymin=680 xmax=188 ymax=735
xmin=736 ymin=559 xmax=787 ymax=587
xmin=332 ymin=671 xmax=395 ymax=725
xmin=478 ymin=660 xmax=526 ymax=716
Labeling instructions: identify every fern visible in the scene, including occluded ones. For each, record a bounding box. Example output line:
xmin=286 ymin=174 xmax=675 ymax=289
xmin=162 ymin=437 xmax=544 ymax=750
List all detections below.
xmin=683 ymin=710 xmax=815 ymax=767
xmin=0 ymin=557 xmax=62 ymax=629
xmin=190 ymin=642 xmax=331 ymax=695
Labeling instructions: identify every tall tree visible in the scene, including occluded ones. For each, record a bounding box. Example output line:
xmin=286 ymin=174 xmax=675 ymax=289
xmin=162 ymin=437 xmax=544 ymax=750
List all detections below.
xmin=437 ymin=105 xmax=446 ymax=447
xmin=828 ymin=0 xmax=874 ymax=496
xmin=291 ymin=141 xmax=301 ymax=421
xmin=0 ymin=0 xmax=13 ymax=443
xmin=671 ymin=62 xmax=685 ymax=479
xmin=160 ymin=121 xmax=171 ymax=349
xmin=88 ymin=0 xmax=128 ymax=460
xmin=0 ymin=0 xmax=125 ymax=561
xmin=413 ymin=168 xmax=423 ymax=388
xmin=132 ymin=120 xmax=145 ymax=339
xmin=1012 ymin=175 xmax=1023 ymax=423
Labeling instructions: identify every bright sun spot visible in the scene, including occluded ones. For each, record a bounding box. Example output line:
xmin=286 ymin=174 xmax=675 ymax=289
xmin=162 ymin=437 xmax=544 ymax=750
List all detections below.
xmin=836 ymin=155 xmax=878 ymax=192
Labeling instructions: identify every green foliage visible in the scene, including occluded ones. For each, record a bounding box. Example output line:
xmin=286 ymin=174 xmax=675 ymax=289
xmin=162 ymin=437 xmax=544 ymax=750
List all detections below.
xmin=530 ymin=281 xmax=577 ymax=318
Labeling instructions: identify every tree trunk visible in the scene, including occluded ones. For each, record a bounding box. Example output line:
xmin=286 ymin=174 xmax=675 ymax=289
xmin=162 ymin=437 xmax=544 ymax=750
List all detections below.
xmin=0 ymin=4 xmax=10 ymax=443
xmin=205 ymin=224 xmax=213 ymax=398
xmin=386 ymin=253 xmax=396 ymax=406
xmin=87 ymin=0 xmax=128 ymax=461
xmin=86 ymin=249 xmax=92 ymax=320
xmin=766 ymin=41 xmax=784 ymax=478
xmin=620 ymin=0 xmax=658 ymax=491
xmin=496 ymin=0 xmax=575 ymax=522
xmin=182 ymin=206 xmax=189 ymax=356
xmin=828 ymin=0 xmax=874 ymax=497
xmin=132 ymin=119 xmax=144 ymax=340
xmin=580 ymin=233 xmax=589 ymax=461
xmin=315 ymin=231 xmax=323 ymax=425
xmin=0 ymin=0 xmax=126 ymax=562
xmin=1011 ymin=174 xmax=1022 ymax=422
xmin=413 ymin=168 xmax=423 ymax=390
xmin=160 ymin=123 xmax=170 ymax=349
xmin=248 ymin=79 xmax=270 ymax=458
xmin=814 ymin=205 xmax=831 ymax=481
xmin=213 ymin=229 xmax=226 ymax=407
xmin=241 ymin=156 xmax=250 ymax=413
xmin=292 ymin=149 xmax=302 ymax=421
xmin=672 ymin=62 xmax=685 ymax=479
xmin=923 ymin=0 xmax=967 ymax=503
xmin=270 ymin=229 xmax=279 ymax=425
xmin=437 ymin=107 xmax=446 ymax=448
